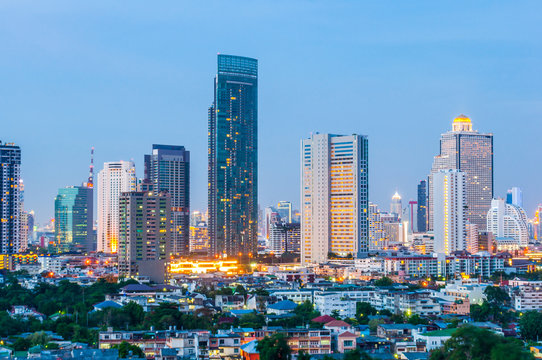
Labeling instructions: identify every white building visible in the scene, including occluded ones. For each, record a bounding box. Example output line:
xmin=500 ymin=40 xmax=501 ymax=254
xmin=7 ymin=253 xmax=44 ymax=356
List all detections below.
xmin=314 ymin=292 xmax=357 ymax=319
xmin=487 ymin=198 xmax=529 ymax=247
xmin=433 ymin=169 xmax=466 ymax=255
xmin=509 ymin=282 xmax=542 ymax=311
xmin=301 ymin=133 xmax=369 ymax=264
xmin=97 ymin=161 xmax=136 ymax=253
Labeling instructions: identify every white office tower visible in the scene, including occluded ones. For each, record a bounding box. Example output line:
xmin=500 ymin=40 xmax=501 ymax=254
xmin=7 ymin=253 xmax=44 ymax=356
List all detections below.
xmin=301 ymin=133 xmax=369 ymax=264
xmin=433 ymin=169 xmax=466 ymax=255
xmin=97 ymin=161 xmax=136 ymax=253
xmin=487 ymin=198 xmax=529 ymax=247
xmin=390 ymin=192 xmax=402 ymax=219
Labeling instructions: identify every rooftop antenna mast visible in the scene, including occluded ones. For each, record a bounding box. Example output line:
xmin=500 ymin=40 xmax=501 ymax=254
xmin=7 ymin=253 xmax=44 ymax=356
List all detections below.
xmin=87 ymin=147 xmax=94 ymax=188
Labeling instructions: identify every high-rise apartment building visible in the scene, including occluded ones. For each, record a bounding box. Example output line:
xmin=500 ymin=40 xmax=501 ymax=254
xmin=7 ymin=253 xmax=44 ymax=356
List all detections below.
xmin=429 ymin=115 xmax=493 ymax=231
xmin=208 ymin=54 xmax=258 ymax=258
xmin=97 ymin=161 xmax=136 ymax=253
xmin=54 ymin=186 xmax=93 ymax=252
xmin=189 ymin=222 xmax=209 ymax=255
xmin=417 ymin=180 xmax=428 ymax=232
xmin=0 ymin=142 xmax=22 ymax=254
xmin=144 ymin=144 xmax=190 ymax=255
xmin=433 ymin=169 xmax=467 ymax=255
xmin=118 ymin=186 xmax=172 ymax=283
xmin=269 ymin=222 xmax=301 ymax=255
xmin=368 ymin=203 xmax=387 ymax=251
xmin=506 ymin=187 xmax=523 ymax=208
xmin=487 ymin=198 xmax=529 ymax=247
xmin=277 ymin=201 xmax=293 ymax=223
xmin=301 ymin=133 xmax=369 ymax=264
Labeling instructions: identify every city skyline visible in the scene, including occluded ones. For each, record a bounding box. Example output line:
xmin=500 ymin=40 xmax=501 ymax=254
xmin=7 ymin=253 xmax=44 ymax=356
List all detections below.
xmin=3 ymin=1 xmax=542 ymax=223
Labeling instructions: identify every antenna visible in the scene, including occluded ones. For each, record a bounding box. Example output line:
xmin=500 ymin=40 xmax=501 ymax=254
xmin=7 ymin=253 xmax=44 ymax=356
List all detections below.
xmin=87 ymin=147 xmax=94 ymax=188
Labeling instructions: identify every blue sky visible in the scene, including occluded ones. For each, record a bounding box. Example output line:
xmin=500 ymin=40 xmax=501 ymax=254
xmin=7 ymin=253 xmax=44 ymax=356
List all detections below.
xmin=1 ymin=1 xmax=542 ymax=223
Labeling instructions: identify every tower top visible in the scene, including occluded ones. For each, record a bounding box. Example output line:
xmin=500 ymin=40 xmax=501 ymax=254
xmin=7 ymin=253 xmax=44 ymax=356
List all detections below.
xmin=392 ymin=191 xmax=401 ymax=200
xmin=452 ymin=114 xmax=473 ymax=132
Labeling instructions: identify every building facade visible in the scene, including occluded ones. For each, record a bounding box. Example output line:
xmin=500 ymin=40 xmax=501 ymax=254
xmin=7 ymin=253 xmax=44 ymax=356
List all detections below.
xmin=433 ymin=169 xmax=466 ymax=255
xmin=269 ymin=222 xmax=301 ymax=255
xmin=301 ymin=133 xmax=369 ymax=264
xmin=208 ymin=54 xmax=258 ymax=258
xmin=118 ymin=187 xmax=172 ymax=283
xmin=54 ymin=186 xmax=93 ymax=252
xmin=0 ymin=143 xmax=22 ymax=254
xmin=487 ymin=198 xmax=529 ymax=247
xmin=417 ymin=180 xmax=427 ymax=232
xmin=145 ymin=144 xmax=190 ymax=256
xmin=97 ymin=161 xmax=136 ymax=253
xmin=429 ymin=115 xmax=493 ymax=231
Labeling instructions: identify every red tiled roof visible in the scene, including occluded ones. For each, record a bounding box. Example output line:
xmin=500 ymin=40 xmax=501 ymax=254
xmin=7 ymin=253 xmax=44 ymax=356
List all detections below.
xmin=324 ymin=320 xmax=351 ymax=328
xmin=338 ymin=331 xmax=356 ymax=338
xmin=312 ymin=315 xmax=335 ymax=323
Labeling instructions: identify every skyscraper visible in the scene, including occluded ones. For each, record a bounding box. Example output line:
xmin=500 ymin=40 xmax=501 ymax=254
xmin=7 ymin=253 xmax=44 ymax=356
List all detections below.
xmin=277 ymin=201 xmax=292 ymax=223
xmin=487 ymin=198 xmax=528 ymax=247
xmin=506 ymin=187 xmax=523 ymax=208
xmin=118 ymin=186 xmax=172 ymax=283
xmin=54 ymin=186 xmax=93 ymax=252
xmin=433 ymin=169 xmax=467 ymax=255
xmin=368 ymin=202 xmax=387 ymax=251
xmin=417 ymin=180 xmax=428 ymax=232
xmin=390 ymin=192 xmax=402 ymax=219
xmin=208 ymin=54 xmax=258 ymax=258
xmin=301 ymin=133 xmax=369 ymax=264
xmin=428 ymin=115 xmax=493 ymax=231
xmin=0 ymin=142 xmax=22 ymax=254
xmin=144 ymin=144 xmax=190 ymax=256
xmin=97 ymin=161 xmax=136 ymax=253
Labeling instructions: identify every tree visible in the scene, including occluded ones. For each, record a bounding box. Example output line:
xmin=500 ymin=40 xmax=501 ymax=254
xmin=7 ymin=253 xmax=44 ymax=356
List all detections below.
xmin=331 ymin=310 xmax=341 ymax=319
xmin=430 ymin=326 xmax=532 ymax=360
xmin=484 ymin=286 xmax=510 ymax=307
xmin=114 ymin=341 xmax=145 ymax=358
xmin=235 ymin=285 xmax=247 ymax=296
xmin=344 ymin=349 xmax=372 ymax=360
xmin=374 ymin=277 xmax=393 ymax=287
xmin=368 ymin=318 xmax=385 ymax=333
xmin=520 ymin=311 xmax=542 ymax=341
xmin=297 ymin=350 xmax=311 ymax=360
xmin=356 ymin=302 xmax=377 ymax=318
xmin=12 ymin=337 xmax=32 ymax=351
xmin=407 ymin=314 xmax=428 ymax=325
xmin=256 ymin=334 xmax=291 ymax=360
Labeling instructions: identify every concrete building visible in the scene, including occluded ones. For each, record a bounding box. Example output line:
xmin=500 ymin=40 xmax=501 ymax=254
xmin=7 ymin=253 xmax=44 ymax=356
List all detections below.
xmin=97 ymin=161 xmax=136 ymax=253
xmin=301 ymin=133 xmax=369 ymax=264
xmin=269 ymin=222 xmax=300 ymax=255
xmin=506 ymin=187 xmax=523 ymax=208
xmin=433 ymin=169 xmax=466 ymax=255
xmin=118 ymin=186 xmax=172 ymax=283
xmin=144 ymin=144 xmax=190 ymax=256
xmin=487 ymin=198 xmax=529 ymax=247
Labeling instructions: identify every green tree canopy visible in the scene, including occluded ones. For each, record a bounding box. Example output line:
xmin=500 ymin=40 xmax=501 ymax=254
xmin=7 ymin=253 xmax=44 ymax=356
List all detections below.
xmin=430 ymin=326 xmax=533 ymax=360
xmin=256 ymin=333 xmax=291 ymax=360
xmin=520 ymin=311 xmax=542 ymax=341
xmin=374 ymin=277 xmax=393 ymax=287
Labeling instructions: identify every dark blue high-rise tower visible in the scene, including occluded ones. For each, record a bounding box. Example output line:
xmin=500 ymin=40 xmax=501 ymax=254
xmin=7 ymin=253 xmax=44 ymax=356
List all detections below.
xmin=417 ymin=180 xmax=427 ymax=233
xmin=208 ymin=55 xmax=258 ymax=258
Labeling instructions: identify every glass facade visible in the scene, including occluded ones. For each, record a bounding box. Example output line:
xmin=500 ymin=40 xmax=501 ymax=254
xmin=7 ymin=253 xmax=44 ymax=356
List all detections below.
xmin=417 ymin=180 xmax=427 ymax=232
xmin=0 ymin=143 xmax=21 ymax=254
xmin=208 ymin=54 xmax=258 ymax=257
xmin=145 ymin=144 xmax=190 ymax=256
xmin=429 ymin=117 xmax=493 ymax=231
xmin=54 ymin=186 xmax=93 ymax=252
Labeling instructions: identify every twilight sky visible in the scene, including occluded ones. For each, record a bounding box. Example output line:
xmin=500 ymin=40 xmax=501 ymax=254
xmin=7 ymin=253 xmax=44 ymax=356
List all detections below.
xmin=2 ymin=1 xmax=542 ymax=223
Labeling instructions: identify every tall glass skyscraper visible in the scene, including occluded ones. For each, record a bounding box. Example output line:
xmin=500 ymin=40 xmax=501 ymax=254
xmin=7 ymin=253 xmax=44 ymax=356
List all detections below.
xmin=428 ymin=115 xmax=493 ymax=231
xmin=208 ymin=54 xmax=258 ymax=258
xmin=0 ymin=142 xmax=22 ymax=254
xmin=54 ymin=186 xmax=93 ymax=253
xmin=144 ymin=144 xmax=190 ymax=256
xmin=417 ymin=180 xmax=427 ymax=232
